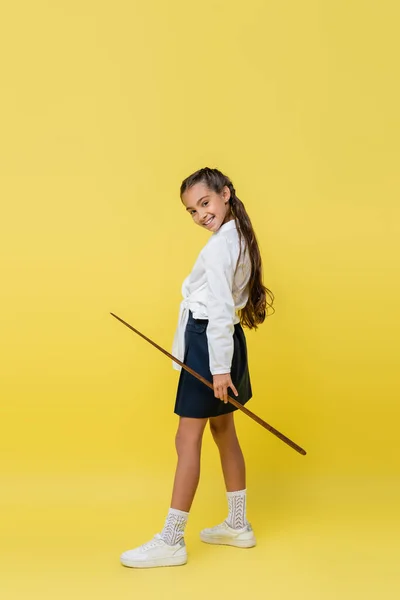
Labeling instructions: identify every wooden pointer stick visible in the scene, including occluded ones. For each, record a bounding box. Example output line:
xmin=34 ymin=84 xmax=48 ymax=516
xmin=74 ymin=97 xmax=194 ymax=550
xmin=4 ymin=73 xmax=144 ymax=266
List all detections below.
xmin=110 ymin=312 xmax=307 ymax=456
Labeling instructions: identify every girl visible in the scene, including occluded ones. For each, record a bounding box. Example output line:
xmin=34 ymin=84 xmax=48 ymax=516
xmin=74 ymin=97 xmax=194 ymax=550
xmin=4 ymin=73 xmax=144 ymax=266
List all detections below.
xmin=120 ymin=167 xmax=274 ymax=568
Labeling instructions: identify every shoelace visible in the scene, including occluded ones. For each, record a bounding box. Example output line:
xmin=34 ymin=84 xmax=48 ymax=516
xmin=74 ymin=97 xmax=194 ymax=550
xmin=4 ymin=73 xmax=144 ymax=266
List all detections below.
xmin=139 ymin=534 xmax=163 ymax=551
xmin=208 ymin=521 xmax=228 ymax=532
xmin=208 ymin=520 xmax=251 ymax=532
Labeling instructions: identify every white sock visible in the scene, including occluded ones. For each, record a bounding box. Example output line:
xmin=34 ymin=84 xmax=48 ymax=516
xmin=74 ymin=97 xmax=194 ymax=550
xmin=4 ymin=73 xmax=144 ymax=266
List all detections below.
xmin=226 ymin=489 xmax=247 ymax=529
xmin=160 ymin=508 xmax=189 ymax=546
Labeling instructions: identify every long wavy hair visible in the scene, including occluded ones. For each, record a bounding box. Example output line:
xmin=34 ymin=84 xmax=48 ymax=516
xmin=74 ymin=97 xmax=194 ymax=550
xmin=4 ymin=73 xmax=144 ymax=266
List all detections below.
xmin=180 ymin=167 xmax=275 ymax=329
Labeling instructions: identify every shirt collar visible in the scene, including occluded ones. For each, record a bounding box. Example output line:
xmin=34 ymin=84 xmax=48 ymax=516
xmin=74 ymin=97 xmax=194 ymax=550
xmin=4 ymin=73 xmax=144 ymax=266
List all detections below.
xmin=214 ymin=218 xmax=237 ymax=235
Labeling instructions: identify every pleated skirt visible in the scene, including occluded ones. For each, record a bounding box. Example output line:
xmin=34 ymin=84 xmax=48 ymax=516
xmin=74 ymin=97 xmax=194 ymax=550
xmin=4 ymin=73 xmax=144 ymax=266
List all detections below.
xmin=174 ymin=311 xmax=252 ymax=418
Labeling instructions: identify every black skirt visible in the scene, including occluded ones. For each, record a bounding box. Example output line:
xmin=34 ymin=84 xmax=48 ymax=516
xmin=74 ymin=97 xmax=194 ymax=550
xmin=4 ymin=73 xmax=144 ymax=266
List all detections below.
xmin=174 ymin=311 xmax=252 ymax=418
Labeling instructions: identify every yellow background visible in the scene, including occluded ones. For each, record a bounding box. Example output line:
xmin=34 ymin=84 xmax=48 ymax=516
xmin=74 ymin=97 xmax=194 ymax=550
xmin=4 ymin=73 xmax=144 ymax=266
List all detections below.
xmin=1 ymin=1 xmax=399 ymax=598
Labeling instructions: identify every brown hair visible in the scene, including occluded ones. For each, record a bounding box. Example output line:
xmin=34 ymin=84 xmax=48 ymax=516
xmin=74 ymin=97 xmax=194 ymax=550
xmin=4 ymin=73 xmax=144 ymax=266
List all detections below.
xmin=180 ymin=167 xmax=275 ymax=329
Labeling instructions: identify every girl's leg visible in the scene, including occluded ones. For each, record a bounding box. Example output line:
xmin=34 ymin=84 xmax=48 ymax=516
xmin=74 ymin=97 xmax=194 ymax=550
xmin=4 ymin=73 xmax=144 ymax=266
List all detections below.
xmin=158 ymin=416 xmax=207 ymax=547
xmin=170 ymin=416 xmax=208 ymax=511
xmin=119 ymin=416 xmax=208 ymax=568
xmin=206 ymin=412 xmax=254 ymax=539
xmin=209 ymin=412 xmax=245 ymax=492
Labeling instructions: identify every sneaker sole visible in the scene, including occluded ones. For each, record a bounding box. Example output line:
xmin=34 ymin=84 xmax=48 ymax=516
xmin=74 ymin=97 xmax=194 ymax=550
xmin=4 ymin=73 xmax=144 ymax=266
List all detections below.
xmin=200 ymin=533 xmax=256 ymax=548
xmin=120 ymin=555 xmax=187 ymax=568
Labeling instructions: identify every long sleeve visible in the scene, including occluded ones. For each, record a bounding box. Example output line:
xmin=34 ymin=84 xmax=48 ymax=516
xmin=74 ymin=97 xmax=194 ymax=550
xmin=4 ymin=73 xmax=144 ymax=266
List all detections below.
xmin=201 ymin=236 xmax=237 ymax=375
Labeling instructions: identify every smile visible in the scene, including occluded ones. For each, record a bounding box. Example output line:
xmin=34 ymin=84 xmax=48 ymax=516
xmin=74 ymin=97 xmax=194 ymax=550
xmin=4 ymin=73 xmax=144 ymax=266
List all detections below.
xmin=204 ymin=216 xmax=214 ymax=226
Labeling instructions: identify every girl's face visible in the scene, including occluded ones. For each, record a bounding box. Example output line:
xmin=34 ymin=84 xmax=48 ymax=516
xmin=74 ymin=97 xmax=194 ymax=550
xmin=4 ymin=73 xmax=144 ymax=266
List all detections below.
xmin=181 ymin=182 xmax=233 ymax=232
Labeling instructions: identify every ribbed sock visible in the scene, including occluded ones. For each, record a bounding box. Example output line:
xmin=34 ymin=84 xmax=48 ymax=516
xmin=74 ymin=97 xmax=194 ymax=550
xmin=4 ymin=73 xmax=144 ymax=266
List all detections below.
xmin=226 ymin=488 xmax=247 ymax=529
xmin=160 ymin=508 xmax=189 ymax=546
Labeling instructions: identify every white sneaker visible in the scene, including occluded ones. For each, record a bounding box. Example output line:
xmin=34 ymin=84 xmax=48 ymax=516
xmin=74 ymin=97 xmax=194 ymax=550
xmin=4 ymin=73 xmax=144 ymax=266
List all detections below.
xmin=120 ymin=533 xmax=187 ymax=568
xmin=200 ymin=521 xmax=256 ymax=548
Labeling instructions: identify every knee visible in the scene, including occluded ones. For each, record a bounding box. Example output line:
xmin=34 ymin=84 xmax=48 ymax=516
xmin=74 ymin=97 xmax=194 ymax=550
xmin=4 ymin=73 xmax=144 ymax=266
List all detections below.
xmin=209 ymin=417 xmax=234 ymax=443
xmin=175 ymin=426 xmax=203 ymax=456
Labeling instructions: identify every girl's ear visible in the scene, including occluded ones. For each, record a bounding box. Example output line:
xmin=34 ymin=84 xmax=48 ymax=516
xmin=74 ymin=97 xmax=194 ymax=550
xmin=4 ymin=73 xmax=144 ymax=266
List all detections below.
xmin=222 ymin=185 xmax=231 ymax=204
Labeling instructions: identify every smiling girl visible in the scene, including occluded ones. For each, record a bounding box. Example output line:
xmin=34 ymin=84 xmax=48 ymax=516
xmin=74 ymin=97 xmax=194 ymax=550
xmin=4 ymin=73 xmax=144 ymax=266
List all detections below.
xmin=120 ymin=167 xmax=274 ymax=569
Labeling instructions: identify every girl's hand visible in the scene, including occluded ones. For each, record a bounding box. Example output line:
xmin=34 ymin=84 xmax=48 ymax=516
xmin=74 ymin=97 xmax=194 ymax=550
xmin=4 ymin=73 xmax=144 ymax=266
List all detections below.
xmin=212 ymin=373 xmax=239 ymax=404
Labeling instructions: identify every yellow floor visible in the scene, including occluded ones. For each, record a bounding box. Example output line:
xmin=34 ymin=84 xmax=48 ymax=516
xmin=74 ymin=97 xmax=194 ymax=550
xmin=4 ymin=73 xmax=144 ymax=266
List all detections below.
xmin=2 ymin=469 xmax=398 ymax=600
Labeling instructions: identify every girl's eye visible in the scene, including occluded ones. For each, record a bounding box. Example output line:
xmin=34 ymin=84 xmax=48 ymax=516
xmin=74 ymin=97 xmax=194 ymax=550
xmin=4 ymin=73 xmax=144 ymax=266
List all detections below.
xmin=202 ymin=201 xmax=209 ymax=207
xmin=190 ymin=210 xmax=196 ymax=215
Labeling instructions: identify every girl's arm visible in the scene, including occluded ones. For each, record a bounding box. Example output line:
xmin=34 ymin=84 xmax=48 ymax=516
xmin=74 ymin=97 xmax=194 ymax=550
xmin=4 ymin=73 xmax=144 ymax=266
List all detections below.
xmin=202 ymin=237 xmax=239 ymax=403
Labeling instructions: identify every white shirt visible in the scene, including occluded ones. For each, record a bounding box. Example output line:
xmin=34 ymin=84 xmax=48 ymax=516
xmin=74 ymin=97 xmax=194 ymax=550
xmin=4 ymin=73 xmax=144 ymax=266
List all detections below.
xmin=172 ymin=219 xmax=251 ymax=375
